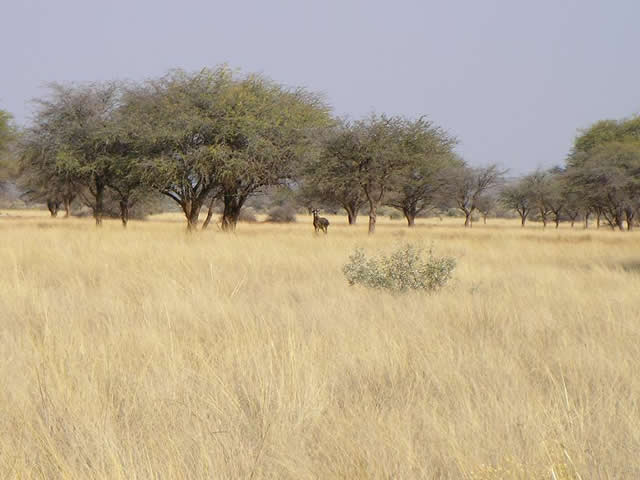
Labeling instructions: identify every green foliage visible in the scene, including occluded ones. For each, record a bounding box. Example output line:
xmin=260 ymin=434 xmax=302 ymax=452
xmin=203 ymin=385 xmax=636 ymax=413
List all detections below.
xmin=0 ymin=109 xmax=18 ymax=183
xmin=571 ymin=116 xmax=640 ymax=166
xmin=0 ymin=109 xmax=14 ymax=152
xmin=342 ymin=244 xmax=456 ymax=293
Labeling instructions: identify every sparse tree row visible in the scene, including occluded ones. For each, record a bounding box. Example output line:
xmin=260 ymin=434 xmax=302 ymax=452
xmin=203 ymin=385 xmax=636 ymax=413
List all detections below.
xmin=1 ymin=66 xmax=639 ymax=232
xmin=500 ymin=117 xmax=640 ymax=230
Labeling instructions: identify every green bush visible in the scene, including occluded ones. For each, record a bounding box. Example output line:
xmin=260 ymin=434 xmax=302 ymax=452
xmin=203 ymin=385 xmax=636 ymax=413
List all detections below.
xmin=342 ymin=244 xmax=456 ymax=293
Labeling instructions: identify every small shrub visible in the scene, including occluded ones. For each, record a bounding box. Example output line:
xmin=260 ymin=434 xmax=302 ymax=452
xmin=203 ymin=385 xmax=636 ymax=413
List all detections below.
xmin=266 ymin=204 xmax=297 ymax=223
xmin=342 ymin=243 xmax=456 ymax=293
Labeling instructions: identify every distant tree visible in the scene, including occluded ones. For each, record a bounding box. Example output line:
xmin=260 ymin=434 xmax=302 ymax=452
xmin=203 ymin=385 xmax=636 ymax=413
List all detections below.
xmin=104 ymin=152 xmax=151 ymax=227
xmin=543 ymin=171 xmax=568 ymax=229
xmin=24 ymin=82 xmax=124 ymax=225
xmin=385 ymin=118 xmax=459 ymax=227
xmin=354 ymin=114 xmax=428 ymax=233
xmin=307 ymin=114 xmax=423 ymax=234
xmin=500 ymin=179 xmax=534 ymax=227
xmin=526 ymin=170 xmax=555 ymax=228
xmin=299 ymin=124 xmax=366 ymax=225
xmin=566 ymin=116 xmax=640 ymax=231
xmin=475 ymin=192 xmax=497 ymax=224
xmin=19 ymin=123 xmax=75 ymax=217
xmin=569 ymin=142 xmax=640 ymax=230
xmin=446 ymin=164 xmax=503 ymax=227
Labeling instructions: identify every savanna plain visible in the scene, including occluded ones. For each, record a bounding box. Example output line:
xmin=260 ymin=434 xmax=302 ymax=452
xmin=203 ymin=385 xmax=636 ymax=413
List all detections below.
xmin=1 ymin=211 xmax=639 ymax=479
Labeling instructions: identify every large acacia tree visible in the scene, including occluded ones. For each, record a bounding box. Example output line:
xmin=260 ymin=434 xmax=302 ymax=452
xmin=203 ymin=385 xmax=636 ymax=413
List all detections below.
xmin=120 ymin=69 xmax=231 ymax=230
xmin=125 ymin=67 xmax=331 ymax=231
xmin=214 ymin=73 xmax=331 ymax=231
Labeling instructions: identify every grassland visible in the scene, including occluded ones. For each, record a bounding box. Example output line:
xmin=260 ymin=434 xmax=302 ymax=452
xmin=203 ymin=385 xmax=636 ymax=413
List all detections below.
xmin=0 ymin=211 xmax=639 ymax=479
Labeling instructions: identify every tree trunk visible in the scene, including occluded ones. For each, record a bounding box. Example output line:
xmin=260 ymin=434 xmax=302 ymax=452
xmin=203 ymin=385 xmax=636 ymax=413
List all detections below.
xmin=186 ymin=208 xmax=200 ymax=232
xmin=47 ymin=200 xmax=59 ymax=217
xmin=554 ymin=215 xmax=560 ymax=229
xmin=483 ymin=213 xmax=487 ymax=224
xmin=584 ymin=211 xmax=590 ymax=229
xmin=625 ymin=210 xmax=634 ymax=231
xmin=464 ymin=210 xmax=472 ymax=228
xmin=344 ymin=205 xmax=358 ymax=225
xmin=221 ymin=193 xmax=245 ymax=232
xmin=596 ymin=211 xmax=601 ymax=229
xmin=403 ymin=208 xmax=416 ymax=227
xmin=520 ymin=214 xmax=527 ymax=227
xmin=119 ymin=200 xmax=129 ymax=228
xmin=202 ymin=197 xmax=216 ymax=230
xmin=368 ymin=202 xmax=377 ymax=234
xmin=615 ymin=210 xmax=624 ymax=231
xmin=63 ymin=196 xmax=72 ymax=218
xmin=94 ymin=180 xmax=105 ymax=227
xmin=182 ymin=198 xmax=203 ymax=232
xmin=570 ymin=219 xmax=575 ymax=228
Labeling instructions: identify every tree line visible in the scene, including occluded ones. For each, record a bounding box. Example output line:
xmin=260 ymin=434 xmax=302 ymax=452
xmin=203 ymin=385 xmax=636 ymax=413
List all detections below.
xmin=1 ymin=66 xmax=638 ymax=232
xmin=500 ymin=116 xmax=640 ymax=230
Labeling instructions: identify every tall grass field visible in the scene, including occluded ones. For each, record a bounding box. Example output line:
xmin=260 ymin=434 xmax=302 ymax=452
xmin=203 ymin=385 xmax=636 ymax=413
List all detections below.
xmin=1 ymin=211 xmax=639 ymax=478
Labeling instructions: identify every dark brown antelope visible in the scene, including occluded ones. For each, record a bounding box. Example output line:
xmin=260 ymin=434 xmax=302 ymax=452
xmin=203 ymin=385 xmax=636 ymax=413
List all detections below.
xmin=312 ymin=208 xmax=329 ymax=234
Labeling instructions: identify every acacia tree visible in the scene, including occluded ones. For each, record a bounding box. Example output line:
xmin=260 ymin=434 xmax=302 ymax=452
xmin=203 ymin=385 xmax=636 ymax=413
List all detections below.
xmin=298 ymin=114 xmax=414 ymax=234
xmin=500 ymin=179 xmax=534 ymax=227
xmin=125 ymin=68 xmax=330 ymax=231
xmin=566 ymin=115 xmax=640 ymax=230
xmin=299 ymin=124 xmax=366 ymax=225
xmin=446 ymin=164 xmax=503 ymax=227
xmin=121 ymin=69 xmax=231 ymax=230
xmin=475 ymin=192 xmax=496 ymax=224
xmin=527 ymin=170 xmax=554 ymax=228
xmin=354 ymin=114 xmax=421 ymax=234
xmin=214 ymin=74 xmax=331 ymax=231
xmin=385 ymin=118 xmax=459 ymax=227
xmin=544 ymin=172 xmax=567 ymax=229
xmin=25 ymin=82 xmax=123 ymax=225
xmin=105 ymin=152 xmax=151 ymax=227
xmin=569 ymin=142 xmax=640 ymax=230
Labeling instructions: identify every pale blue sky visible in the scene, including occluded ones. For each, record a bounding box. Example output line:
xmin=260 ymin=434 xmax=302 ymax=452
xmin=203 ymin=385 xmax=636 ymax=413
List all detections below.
xmin=1 ymin=0 xmax=639 ymax=174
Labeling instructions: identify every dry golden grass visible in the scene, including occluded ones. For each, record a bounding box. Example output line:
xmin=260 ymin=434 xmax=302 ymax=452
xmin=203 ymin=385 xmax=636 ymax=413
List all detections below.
xmin=1 ymin=210 xmax=639 ymax=479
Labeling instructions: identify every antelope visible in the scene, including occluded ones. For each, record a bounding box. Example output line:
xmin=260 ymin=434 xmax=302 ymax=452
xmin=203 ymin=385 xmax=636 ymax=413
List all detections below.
xmin=312 ymin=208 xmax=330 ymax=234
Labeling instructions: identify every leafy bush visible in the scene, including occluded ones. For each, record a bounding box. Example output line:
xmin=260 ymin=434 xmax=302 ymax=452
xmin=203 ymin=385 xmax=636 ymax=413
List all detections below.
xmin=342 ymin=243 xmax=456 ymax=293
xmin=266 ymin=204 xmax=297 ymax=223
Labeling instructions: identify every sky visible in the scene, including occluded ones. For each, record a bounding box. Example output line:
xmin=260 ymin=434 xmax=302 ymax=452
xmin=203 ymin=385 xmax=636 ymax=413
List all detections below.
xmin=1 ymin=0 xmax=639 ymax=174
